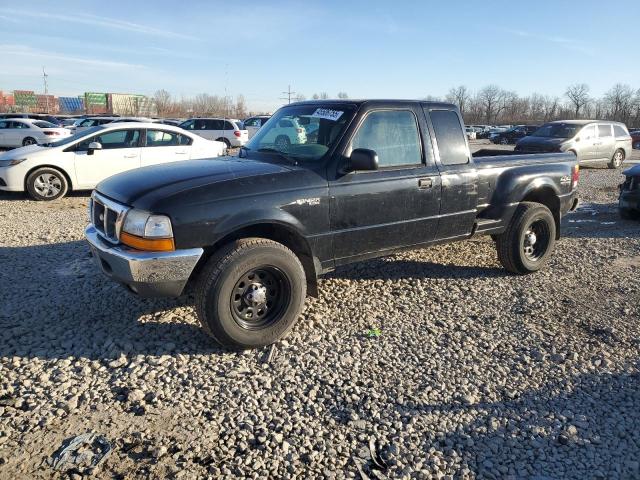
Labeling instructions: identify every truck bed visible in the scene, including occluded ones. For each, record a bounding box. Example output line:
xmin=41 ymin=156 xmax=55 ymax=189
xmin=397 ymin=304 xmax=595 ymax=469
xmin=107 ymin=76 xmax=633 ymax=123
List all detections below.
xmin=472 ymin=149 xmax=576 ymax=169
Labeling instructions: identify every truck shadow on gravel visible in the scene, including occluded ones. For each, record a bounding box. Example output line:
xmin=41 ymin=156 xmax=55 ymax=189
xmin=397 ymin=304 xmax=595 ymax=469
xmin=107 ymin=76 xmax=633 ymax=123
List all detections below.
xmin=390 ymin=369 xmax=640 ymax=478
xmin=0 ymin=240 xmax=225 ymax=360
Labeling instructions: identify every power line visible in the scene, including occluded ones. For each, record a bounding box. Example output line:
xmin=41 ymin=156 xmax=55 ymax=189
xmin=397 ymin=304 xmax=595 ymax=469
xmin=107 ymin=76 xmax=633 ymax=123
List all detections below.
xmin=280 ymin=85 xmax=296 ymax=104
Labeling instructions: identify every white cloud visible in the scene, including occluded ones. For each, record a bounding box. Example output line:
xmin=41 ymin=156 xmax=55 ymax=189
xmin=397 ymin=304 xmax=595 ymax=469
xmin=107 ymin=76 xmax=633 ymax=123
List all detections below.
xmin=0 ymin=8 xmax=194 ymax=40
xmin=0 ymin=44 xmax=145 ymax=69
xmin=504 ymin=29 xmax=596 ymax=56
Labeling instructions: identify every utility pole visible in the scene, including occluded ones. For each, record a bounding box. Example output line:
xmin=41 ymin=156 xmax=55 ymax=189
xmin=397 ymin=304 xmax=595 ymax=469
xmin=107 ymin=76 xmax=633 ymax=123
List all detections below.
xmin=280 ymin=85 xmax=296 ymax=104
xmin=42 ymin=66 xmax=49 ymax=113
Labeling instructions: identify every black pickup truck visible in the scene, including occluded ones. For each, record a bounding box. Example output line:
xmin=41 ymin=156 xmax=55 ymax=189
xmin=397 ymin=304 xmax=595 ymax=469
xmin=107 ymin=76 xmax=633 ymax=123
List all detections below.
xmin=86 ymin=100 xmax=579 ymax=348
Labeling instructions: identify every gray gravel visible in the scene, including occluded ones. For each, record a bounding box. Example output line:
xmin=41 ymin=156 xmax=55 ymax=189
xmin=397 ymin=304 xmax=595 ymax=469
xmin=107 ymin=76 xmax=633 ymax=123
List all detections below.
xmin=0 ymin=159 xmax=639 ymax=478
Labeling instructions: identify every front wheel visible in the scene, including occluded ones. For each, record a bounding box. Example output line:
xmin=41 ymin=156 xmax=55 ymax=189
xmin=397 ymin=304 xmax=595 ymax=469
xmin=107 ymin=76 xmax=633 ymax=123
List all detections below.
xmin=25 ymin=168 xmax=69 ymax=201
xmin=608 ymin=149 xmax=625 ymax=169
xmin=500 ymin=137 xmax=509 ymax=145
xmin=195 ymin=238 xmax=306 ymax=349
xmin=495 ymin=202 xmax=556 ymax=274
xmin=23 ymin=137 xmax=37 ymax=146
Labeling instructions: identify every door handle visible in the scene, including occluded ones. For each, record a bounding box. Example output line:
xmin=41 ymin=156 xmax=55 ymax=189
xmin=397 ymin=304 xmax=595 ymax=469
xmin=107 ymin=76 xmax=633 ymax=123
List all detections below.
xmin=124 ymin=154 xmax=137 ymax=158
xmin=418 ymin=177 xmax=433 ymax=189
xmin=175 ymin=150 xmax=188 ymax=154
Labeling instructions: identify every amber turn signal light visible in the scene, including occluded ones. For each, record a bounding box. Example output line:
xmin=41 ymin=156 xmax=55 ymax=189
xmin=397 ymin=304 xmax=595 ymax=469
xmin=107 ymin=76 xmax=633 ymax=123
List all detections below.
xmin=120 ymin=232 xmax=175 ymax=252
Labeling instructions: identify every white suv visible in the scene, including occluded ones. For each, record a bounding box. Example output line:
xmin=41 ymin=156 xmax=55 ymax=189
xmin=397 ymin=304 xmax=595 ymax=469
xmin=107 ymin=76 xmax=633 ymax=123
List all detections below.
xmin=179 ymin=118 xmax=248 ymax=148
xmin=258 ymin=116 xmax=307 ymax=149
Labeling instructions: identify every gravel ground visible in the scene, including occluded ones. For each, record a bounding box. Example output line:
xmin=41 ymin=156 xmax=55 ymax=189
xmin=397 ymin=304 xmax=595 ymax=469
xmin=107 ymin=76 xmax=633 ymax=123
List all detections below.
xmin=0 ymin=151 xmax=639 ymax=479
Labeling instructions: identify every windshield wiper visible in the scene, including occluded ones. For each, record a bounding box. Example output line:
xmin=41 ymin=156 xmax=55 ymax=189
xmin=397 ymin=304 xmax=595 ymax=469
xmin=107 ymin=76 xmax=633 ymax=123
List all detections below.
xmin=257 ymin=148 xmax=298 ymax=166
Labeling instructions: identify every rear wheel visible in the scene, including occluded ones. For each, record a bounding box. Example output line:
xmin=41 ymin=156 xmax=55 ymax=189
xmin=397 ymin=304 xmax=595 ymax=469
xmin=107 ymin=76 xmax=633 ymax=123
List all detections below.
xmin=22 ymin=137 xmax=37 ymax=146
xmin=25 ymin=167 xmax=69 ymax=201
xmin=195 ymin=238 xmax=306 ymax=349
xmin=608 ymin=149 xmax=625 ymax=169
xmin=275 ymin=135 xmax=291 ymax=151
xmin=217 ymin=137 xmax=231 ymax=149
xmin=495 ymin=202 xmax=556 ymax=274
xmin=500 ymin=137 xmax=509 ymax=145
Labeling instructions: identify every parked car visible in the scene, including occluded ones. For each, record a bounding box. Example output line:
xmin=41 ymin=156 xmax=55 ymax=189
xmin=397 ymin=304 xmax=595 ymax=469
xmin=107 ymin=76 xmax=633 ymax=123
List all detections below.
xmin=243 ymin=115 xmax=271 ymax=139
xmin=631 ymin=130 xmax=640 ymax=150
xmin=0 ymin=123 xmax=225 ymax=200
xmin=490 ymin=125 xmax=539 ymax=145
xmin=156 ymin=119 xmax=183 ymax=127
xmin=178 ymin=118 xmax=248 ymax=148
xmin=465 ymin=127 xmax=477 ymax=140
xmin=85 ymin=99 xmax=579 ymax=349
xmin=69 ymin=116 xmax=119 ymax=133
xmin=0 ymin=113 xmax=62 ymax=126
xmin=619 ymin=164 xmax=640 ymax=219
xmin=515 ymin=120 xmax=632 ymax=169
xmin=0 ymin=118 xmax=71 ymax=147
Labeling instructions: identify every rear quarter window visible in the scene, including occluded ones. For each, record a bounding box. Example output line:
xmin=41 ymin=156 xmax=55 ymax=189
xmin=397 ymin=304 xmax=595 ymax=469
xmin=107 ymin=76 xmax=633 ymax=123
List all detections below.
xmin=613 ymin=125 xmax=629 ymax=137
xmin=428 ymin=110 xmax=469 ymax=166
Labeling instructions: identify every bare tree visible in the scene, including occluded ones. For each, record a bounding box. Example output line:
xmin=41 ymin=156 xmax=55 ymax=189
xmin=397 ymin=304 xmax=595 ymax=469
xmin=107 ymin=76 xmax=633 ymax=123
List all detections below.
xmin=565 ymin=83 xmax=590 ymax=118
xmin=337 ymin=92 xmax=348 ymax=99
xmin=319 ymin=92 xmax=329 ymax=100
xmin=477 ymin=85 xmax=505 ymax=123
xmin=445 ymin=86 xmax=470 ymax=116
xmin=234 ymin=94 xmax=247 ymax=119
xmin=604 ymin=84 xmax=635 ymax=122
xmin=312 ymin=93 xmax=320 ymax=100
xmin=153 ymin=89 xmax=172 ymax=116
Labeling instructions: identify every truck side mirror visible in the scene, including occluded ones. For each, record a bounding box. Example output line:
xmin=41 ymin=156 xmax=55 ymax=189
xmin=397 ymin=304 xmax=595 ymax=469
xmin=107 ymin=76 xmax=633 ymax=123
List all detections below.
xmin=87 ymin=141 xmax=102 ymax=156
xmin=349 ymin=148 xmax=378 ymax=171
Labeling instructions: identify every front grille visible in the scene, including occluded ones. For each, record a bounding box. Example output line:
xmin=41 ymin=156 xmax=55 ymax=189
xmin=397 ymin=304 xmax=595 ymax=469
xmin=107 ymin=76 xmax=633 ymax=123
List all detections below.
xmin=91 ymin=192 xmax=129 ymax=243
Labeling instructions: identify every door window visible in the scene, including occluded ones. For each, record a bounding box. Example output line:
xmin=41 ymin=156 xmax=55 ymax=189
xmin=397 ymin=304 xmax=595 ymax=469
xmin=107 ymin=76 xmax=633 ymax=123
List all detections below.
xmin=145 ymin=130 xmax=191 ymax=147
xmin=10 ymin=122 xmax=29 ymax=129
xmin=581 ymin=125 xmax=596 ymax=140
xmin=224 ymin=121 xmax=236 ymax=130
xmin=180 ymin=120 xmax=195 ymax=130
xmin=77 ymin=130 xmax=140 ymax=150
xmin=597 ymin=124 xmax=612 ymax=137
xmin=350 ymin=110 xmax=422 ymax=167
xmin=244 ymin=117 xmax=259 ymax=127
xmin=429 ymin=110 xmax=469 ymax=165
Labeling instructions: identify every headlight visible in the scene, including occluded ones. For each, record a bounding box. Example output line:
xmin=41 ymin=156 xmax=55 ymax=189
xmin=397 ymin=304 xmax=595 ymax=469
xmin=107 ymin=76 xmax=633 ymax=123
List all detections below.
xmin=121 ymin=209 xmax=174 ymax=251
xmin=0 ymin=158 xmax=27 ymax=167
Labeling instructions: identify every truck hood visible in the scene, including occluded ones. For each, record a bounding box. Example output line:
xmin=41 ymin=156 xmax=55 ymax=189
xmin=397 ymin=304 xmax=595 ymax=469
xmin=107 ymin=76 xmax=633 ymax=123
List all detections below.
xmin=623 ymin=164 xmax=640 ymax=176
xmin=96 ymin=157 xmax=291 ymax=205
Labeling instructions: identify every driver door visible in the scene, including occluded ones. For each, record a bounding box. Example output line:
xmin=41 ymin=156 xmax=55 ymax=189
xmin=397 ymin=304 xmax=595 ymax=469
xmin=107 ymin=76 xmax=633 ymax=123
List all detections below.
xmin=73 ymin=129 xmax=142 ymax=188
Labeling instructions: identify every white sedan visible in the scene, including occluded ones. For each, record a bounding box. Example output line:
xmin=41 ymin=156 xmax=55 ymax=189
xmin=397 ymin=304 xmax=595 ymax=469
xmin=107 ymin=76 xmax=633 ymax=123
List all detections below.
xmin=0 ymin=118 xmax=72 ymax=147
xmin=0 ymin=122 xmax=225 ymax=200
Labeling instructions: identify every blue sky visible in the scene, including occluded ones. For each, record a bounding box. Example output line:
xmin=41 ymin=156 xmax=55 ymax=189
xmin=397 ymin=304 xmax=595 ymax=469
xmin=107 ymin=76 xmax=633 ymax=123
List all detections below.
xmin=1 ymin=0 xmax=638 ymax=112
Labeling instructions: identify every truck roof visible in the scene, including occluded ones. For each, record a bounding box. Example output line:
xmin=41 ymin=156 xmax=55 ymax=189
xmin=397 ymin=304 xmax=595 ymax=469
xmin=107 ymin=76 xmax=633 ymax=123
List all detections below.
xmin=288 ymin=99 xmax=457 ymax=110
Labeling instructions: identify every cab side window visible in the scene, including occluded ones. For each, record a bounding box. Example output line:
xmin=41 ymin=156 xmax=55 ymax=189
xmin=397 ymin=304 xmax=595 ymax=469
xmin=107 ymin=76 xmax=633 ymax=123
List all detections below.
xmin=350 ymin=110 xmax=422 ymax=168
xmin=428 ymin=110 xmax=469 ymax=166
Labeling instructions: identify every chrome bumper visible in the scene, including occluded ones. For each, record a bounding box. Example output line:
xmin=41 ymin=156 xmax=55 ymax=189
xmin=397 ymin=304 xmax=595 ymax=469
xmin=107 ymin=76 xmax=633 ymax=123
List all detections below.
xmin=85 ymin=225 xmax=203 ymax=298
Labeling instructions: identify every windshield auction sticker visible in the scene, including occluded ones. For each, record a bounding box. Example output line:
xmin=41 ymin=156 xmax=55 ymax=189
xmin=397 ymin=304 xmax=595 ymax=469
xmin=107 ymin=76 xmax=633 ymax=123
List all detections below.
xmin=311 ymin=108 xmax=344 ymax=121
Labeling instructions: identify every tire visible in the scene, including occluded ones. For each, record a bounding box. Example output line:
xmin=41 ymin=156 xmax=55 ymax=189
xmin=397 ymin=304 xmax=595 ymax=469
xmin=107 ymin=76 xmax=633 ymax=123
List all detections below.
xmin=195 ymin=238 xmax=306 ymax=349
xmin=275 ymin=135 xmax=291 ymax=150
xmin=25 ymin=167 xmax=69 ymax=201
xmin=500 ymin=137 xmax=509 ymax=145
xmin=495 ymin=202 xmax=556 ymax=275
xmin=608 ymin=149 xmax=625 ymax=169
xmin=23 ymin=137 xmax=37 ymax=146
xmin=217 ymin=137 xmax=231 ymax=149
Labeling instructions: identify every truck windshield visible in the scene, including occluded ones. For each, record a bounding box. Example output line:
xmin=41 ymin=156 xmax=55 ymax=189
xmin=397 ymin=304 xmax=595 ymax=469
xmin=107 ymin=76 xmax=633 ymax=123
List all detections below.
xmin=532 ymin=124 xmax=580 ymax=138
xmin=244 ymin=104 xmax=355 ymax=161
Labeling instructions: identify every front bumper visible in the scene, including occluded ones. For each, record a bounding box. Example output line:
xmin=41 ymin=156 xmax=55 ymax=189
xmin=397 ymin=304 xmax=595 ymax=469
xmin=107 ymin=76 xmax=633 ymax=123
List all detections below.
xmin=85 ymin=225 xmax=203 ymax=298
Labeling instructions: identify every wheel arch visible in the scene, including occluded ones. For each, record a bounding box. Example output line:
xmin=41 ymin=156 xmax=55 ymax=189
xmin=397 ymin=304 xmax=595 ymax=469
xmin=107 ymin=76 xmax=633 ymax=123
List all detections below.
xmin=195 ymin=221 xmax=320 ymax=297
xmin=24 ymin=164 xmax=73 ymax=191
xmin=520 ymin=186 xmax=561 ymax=239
